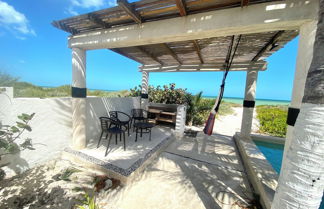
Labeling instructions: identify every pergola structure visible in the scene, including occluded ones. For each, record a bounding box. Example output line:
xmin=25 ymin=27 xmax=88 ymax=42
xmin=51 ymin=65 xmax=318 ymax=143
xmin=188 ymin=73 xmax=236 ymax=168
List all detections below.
xmin=53 ymin=0 xmax=318 ymax=163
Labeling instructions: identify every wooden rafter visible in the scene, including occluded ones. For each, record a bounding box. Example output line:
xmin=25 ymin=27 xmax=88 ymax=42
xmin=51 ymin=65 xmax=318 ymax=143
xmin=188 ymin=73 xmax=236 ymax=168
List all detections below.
xmin=223 ymin=35 xmax=235 ymax=68
xmin=88 ymin=14 xmax=110 ymax=28
xmin=136 ymin=46 xmax=163 ymax=65
xmin=192 ymin=40 xmax=204 ymax=64
xmin=140 ymin=61 xmax=267 ymax=72
xmin=241 ymin=0 xmax=249 ymax=7
xmin=252 ymin=30 xmax=284 ymax=61
xmin=163 ymin=44 xmax=182 ymax=64
xmin=117 ymin=0 xmax=142 ymax=24
xmin=110 ymin=48 xmax=143 ymax=64
xmin=52 ymin=21 xmax=77 ymax=35
xmin=175 ymin=0 xmax=187 ymax=16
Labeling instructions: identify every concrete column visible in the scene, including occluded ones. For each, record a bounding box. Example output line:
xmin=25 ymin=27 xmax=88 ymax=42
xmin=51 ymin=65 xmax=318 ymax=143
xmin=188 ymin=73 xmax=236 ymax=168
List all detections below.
xmin=240 ymin=69 xmax=258 ymax=139
xmin=141 ymin=71 xmax=149 ymax=110
xmin=72 ymin=48 xmax=86 ymax=150
xmin=283 ymin=20 xmax=317 ymax=161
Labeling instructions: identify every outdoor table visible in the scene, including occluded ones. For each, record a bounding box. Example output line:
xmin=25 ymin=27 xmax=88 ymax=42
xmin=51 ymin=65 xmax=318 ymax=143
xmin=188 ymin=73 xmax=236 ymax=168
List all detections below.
xmin=134 ymin=122 xmax=155 ymax=142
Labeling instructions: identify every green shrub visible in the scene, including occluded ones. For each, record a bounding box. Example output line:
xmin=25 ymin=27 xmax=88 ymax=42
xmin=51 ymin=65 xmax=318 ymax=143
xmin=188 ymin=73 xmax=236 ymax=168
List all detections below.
xmin=256 ymin=105 xmax=288 ymax=137
xmin=129 ymin=84 xmax=235 ymax=126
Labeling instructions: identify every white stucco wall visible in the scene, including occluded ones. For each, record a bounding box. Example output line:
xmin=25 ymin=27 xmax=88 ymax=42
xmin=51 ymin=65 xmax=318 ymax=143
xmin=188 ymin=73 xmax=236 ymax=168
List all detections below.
xmin=0 ymin=88 xmax=140 ymax=175
xmin=0 ymin=93 xmax=72 ymax=175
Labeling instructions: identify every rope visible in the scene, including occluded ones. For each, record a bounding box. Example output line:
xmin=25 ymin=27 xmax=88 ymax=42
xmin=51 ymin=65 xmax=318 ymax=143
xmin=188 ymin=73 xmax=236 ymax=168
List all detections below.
xmin=214 ymin=35 xmax=242 ymax=113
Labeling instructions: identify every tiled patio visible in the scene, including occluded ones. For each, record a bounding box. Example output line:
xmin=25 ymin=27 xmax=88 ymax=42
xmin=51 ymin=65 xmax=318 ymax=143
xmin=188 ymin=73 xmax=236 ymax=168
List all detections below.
xmin=64 ymin=126 xmax=172 ymax=178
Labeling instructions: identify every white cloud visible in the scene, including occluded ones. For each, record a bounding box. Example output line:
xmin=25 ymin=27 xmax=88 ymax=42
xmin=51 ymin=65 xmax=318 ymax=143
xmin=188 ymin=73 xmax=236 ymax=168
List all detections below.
xmin=0 ymin=1 xmax=35 ymax=38
xmin=66 ymin=0 xmax=116 ymax=15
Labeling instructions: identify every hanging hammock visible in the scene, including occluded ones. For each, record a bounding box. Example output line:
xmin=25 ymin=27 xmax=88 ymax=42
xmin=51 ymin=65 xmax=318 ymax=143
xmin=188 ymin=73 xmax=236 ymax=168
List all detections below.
xmin=203 ymin=35 xmax=242 ymax=135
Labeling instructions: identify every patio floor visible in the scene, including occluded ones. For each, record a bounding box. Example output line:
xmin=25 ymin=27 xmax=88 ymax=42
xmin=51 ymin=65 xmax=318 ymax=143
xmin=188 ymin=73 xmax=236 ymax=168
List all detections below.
xmin=64 ymin=126 xmax=172 ymax=177
xmin=96 ymin=132 xmax=254 ymax=209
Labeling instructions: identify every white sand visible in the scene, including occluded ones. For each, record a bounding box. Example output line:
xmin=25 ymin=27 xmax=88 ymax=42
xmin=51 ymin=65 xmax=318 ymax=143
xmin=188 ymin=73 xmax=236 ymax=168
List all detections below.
xmin=213 ymin=107 xmax=260 ymax=136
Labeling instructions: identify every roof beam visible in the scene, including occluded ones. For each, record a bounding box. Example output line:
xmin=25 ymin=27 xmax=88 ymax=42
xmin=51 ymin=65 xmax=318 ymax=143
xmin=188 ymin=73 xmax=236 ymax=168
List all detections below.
xmin=136 ymin=46 xmax=163 ymax=65
xmin=117 ymin=0 xmax=142 ymax=24
xmin=52 ymin=21 xmax=78 ymax=35
xmin=163 ymin=44 xmax=182 ymax=64
xmin=192 ymin=40 xmax=204 ymax=64
xmin=88 ymin=14 xmax=110 ymax=28
xmin=68 ymin=0 xmax=317 ymax=50
xmin=175 ymin=0 xmax=187 ymax=16
xmin=110 ymin=48 xmax=143 ymax=64
xmin=252 ymin=30 xmax=284 ymax=61
xmin=140 ymin=61 xmax=267 ymax=72
xmin=241 ymin=0 xmax=250 ymax=7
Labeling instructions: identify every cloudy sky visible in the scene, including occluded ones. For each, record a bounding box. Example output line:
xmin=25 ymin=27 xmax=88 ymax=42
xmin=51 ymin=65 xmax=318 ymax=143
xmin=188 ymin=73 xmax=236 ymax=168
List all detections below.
xmin=0 ymin=0 xmax=298 ymax=100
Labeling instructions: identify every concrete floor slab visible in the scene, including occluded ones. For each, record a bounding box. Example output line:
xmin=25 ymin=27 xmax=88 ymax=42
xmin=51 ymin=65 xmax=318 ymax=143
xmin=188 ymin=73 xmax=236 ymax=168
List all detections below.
xmin=97 ymin=133 xmax=253 ymax=209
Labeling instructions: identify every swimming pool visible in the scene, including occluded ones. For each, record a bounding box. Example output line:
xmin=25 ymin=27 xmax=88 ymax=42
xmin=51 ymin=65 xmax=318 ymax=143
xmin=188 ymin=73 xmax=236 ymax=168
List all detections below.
xmin=254 ymin=140 xmax=324 ymax=209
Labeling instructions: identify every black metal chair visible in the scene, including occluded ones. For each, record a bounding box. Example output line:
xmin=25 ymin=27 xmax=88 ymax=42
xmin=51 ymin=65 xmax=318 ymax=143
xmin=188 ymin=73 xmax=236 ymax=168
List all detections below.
xmin=97 ymin=117 xmax=126 ymax=156
xmin=109 ymin=111 xmax=131 ymax=136
xmin=131 ymin=109 xmax=148 ymax=131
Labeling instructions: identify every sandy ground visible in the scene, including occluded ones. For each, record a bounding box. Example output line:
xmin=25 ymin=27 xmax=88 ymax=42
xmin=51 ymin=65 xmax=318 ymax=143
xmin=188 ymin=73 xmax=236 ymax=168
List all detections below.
xmin=213 ymin=107 xmax=259 ymax=136
xmin=0 ymin=107 xmax=259 ymax=209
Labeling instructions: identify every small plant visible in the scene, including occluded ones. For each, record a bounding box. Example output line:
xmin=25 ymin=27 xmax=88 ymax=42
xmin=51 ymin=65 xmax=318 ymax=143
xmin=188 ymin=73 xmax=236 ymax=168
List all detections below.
xmin=0 ymin=113 xmax=35 ymax=160
xmin=76 ymin=191 xmax=99 ymax=209
xmin=54 ymin=167 xmax=80 ymax=181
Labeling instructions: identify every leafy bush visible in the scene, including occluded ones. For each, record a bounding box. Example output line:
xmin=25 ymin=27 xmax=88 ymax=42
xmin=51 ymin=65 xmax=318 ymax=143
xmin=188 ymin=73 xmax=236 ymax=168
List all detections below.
xmin=129 ymin=84 xmax=235 ymax=126
xmin=256 ymin=105 xmax=288 ymax=137
xmin=129 ymin=83 xmax=191 ymax=105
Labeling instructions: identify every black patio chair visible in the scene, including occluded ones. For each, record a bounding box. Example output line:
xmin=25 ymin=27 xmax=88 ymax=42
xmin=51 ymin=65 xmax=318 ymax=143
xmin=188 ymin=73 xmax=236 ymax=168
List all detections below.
xmin=131 ymin=109 xmax=148 ymax=131
xmin=109 ymin=111 xmax=131 ymax=136
xmin=97 ymin=117 xmax=126 ymax=156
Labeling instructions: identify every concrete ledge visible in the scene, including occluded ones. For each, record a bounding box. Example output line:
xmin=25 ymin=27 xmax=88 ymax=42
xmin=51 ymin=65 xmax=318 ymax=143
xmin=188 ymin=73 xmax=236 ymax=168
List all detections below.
xmin=234 ymin=133 xmax=279 ymax=209
xmin=251 ymin=134 xmax=285 ymax=145
xmin=61 ymin=134 xmax=173 ymax=185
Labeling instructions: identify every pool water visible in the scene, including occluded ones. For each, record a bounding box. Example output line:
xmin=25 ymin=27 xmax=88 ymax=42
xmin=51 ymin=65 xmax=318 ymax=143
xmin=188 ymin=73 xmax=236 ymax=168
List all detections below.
xmin=254 ymin=140 xmax=324 ymax=209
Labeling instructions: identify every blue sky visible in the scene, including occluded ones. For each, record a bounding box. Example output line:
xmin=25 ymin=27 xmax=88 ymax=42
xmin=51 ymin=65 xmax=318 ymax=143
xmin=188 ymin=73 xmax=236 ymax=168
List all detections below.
xmin=0 ymin=0 xmax=298 ymax=100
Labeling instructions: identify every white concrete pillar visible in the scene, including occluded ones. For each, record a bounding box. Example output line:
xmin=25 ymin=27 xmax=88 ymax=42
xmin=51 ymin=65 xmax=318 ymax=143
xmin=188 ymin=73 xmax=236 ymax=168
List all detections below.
xmin=72 ymin=48 xmax=86 ymax=150
xmin=240 ymin=69 xmax=258 ymax=139
xmin=282 ymin=20 xmax=317 ymax=162
xmin=141 ymin=71 xmax=149 ymax=110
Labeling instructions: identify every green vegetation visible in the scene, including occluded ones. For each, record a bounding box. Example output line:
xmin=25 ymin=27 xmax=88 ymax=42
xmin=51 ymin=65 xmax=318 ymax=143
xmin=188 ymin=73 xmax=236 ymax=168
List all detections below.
xmin=0 ymin=113 xmax=35 ymax=180
xmin=129 ymin=83 xmax=236 ymax=126
xmin=0 ymin=72 xmax=129 ymax=98
xmin=256 ymin=105 xmax=288 ymax=137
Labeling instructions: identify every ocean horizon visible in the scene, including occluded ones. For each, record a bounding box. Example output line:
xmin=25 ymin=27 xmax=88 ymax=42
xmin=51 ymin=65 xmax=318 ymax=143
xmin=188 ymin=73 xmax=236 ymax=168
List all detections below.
xmin=41 ymin=86 xmax=290 ymax=106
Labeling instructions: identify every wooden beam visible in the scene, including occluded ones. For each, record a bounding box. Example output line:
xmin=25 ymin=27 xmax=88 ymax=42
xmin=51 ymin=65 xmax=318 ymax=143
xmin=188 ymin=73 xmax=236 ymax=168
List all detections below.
xmin=192 ymin=40 xmax=204 ymax=64
xmin=252 ymin=30 xmax=285 ymax=61
xmin=52 ymin=21 xmax=78 ymax=35
xmin=136 ymin=46 xmax=163 ymax=65
xmin=140 ymin=61 xmax=267 ymax=72
xmin=163 ymin=44 xmax=182 ymax=64
xmin=110 ymin=48 xmax=143 ymax=64
xmin=224 ymin=35 xmax=235 ymax=67
xmin=88 ymin=14 xmax=110 ymax=28
xmin=175 ymin=0 xmax=187 ymax=16
xmin=241 ymin=0 xmax=250 ymax=7
xmin=117 ymin=0 xmax=142 ymax=24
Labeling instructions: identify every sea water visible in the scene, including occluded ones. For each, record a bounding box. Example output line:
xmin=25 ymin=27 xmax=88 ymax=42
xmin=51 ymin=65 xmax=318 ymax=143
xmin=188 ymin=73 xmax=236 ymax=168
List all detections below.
xmin=254 ymin=140 xmax=324 ymax=209
xmin=204 ymin=96 xmax=290 ymax=106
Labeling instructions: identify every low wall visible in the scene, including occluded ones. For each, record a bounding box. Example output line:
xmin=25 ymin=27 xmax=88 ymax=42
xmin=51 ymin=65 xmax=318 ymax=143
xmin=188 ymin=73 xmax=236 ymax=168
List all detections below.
xmin=234 ymin=133 xmax=279 ymax=209
xmin=0 ymin=87 xmax=141 ymax=176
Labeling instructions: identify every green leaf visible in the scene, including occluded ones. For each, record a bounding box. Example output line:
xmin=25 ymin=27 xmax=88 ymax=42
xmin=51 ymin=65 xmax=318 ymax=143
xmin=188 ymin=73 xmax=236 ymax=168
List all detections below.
xmin=10 ymin=126 xmax=19 ymax=133
xmin=6 ymin=143 xmax=20 ymax=154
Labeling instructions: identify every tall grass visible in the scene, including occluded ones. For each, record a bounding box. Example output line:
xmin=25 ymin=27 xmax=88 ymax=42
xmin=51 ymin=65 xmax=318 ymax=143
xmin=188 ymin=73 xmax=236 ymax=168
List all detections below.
xmin=0 ymin=72 xmax=130 ymax=98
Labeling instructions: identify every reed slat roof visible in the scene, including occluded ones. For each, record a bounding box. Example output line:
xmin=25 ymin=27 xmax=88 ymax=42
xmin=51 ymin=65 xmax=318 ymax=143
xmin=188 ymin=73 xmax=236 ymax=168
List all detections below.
xmin=53 ymin=0 xmax=298 ymax=69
